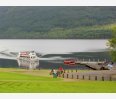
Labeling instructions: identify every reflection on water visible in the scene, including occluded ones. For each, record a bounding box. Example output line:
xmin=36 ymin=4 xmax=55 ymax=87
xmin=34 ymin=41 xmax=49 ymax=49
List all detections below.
xmin=0 ymin=52 xmax=111 ymax=70
xmin=17 ymin=59 xmax=39 ymax=70
xmin=0 ymin=58 xmax=93 ymax=70
xmin=0 ymin=58 xmax=18 ymax=68
xmin=0 ymin=39 xmax=109 ymax=70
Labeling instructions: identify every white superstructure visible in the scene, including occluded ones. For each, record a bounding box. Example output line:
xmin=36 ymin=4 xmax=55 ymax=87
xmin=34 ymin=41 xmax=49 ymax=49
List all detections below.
xmin=17 ymin=51 xmax=39 ymax=61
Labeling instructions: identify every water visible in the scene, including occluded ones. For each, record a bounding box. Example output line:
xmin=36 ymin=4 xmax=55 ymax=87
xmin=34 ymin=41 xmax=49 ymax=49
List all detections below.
xmin=0 ymin=39 xmax=108 ymax=53
xmin=0 ymin=39 xmax=109 ymax=70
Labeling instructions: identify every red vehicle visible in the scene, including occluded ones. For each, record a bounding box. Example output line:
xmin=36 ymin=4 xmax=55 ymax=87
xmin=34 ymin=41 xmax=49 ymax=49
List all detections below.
xmin=64 ymin=59 xmax=76 ymax=65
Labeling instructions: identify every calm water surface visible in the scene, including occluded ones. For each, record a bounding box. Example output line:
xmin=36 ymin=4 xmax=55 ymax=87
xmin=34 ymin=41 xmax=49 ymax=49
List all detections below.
xmin=0 ymin=39 xmax=108 ymax=69
xmin=0 ymin=39 xmax=108 ymax=53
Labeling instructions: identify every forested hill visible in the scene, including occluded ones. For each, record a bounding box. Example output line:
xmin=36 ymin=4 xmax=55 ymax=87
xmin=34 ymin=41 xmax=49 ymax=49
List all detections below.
xmin=0 ymin=6 xmax=116 ymax=39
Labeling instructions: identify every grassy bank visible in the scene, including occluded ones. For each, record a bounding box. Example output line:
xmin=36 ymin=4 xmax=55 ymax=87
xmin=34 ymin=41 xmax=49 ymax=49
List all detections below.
xmin=0 ymin=68 xmax=116 ymax=93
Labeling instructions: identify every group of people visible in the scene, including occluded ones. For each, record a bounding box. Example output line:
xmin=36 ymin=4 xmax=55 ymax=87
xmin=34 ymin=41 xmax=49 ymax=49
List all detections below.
xmin=50 ymin=67 xmax=64 ymax=78
xmin=49 ymin=61 xmax=114 ymax=78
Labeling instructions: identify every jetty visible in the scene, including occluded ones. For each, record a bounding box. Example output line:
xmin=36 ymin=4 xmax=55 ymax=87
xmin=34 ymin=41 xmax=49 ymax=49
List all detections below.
xmin=62 ymin=59 xmax=116 ymax=81
xmin=75 ymin=59 xmax=116 ymax=70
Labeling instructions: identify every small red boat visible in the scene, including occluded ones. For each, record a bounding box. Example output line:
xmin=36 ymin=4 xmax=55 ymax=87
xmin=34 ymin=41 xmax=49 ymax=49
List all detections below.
xmin=64 ymin=59 xmax=76 ymax=65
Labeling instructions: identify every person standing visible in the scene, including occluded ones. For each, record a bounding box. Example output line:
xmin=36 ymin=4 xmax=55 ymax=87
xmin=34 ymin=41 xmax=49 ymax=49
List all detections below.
xmin=107 ymin=61 xmax=113 ymax=70
xmin=53 ymin=69 xmax=57 ymax=78
xmin=59 ymin=67 xmax=63 ymax=74
xmin=50 ymin=69 xmax=53 ymax=75
xmin=58 ymin=67 xmax=64 ymax=77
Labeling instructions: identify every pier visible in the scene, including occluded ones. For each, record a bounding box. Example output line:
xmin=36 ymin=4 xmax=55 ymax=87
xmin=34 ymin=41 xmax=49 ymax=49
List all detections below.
xmin=62 ymin=59 xmax=116 ymax=81
xmin=75 ymin=59 xmax=116 ymax=70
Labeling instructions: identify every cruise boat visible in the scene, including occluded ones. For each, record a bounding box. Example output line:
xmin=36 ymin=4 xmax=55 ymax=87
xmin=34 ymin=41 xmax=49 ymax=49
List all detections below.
xmin=17 ymin=51 xmax=39 ymax=61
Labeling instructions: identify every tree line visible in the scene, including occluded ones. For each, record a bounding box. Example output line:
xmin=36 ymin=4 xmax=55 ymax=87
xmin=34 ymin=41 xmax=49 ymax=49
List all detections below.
xmin=0 ymin=6 xmax=116 ymax=39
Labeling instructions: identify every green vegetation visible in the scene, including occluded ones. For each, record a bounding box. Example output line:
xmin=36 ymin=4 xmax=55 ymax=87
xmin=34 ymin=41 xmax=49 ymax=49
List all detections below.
xmin=108 ymin=26 xmax=116 ymax=61
xmin=0 ymin=68 xmax=116 ymax=93
xmin=0 ymin=7 xmax=116 ymax=39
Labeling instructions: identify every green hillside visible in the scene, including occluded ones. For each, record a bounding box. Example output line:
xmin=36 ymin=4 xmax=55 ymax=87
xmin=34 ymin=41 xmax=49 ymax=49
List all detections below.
xmin=0 ymin=6 xmax=116 ymax=39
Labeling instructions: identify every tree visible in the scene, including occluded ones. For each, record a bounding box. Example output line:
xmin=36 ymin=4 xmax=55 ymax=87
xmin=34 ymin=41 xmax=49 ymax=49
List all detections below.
xmin=108 ymin=26 xmax=116 ymax=61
